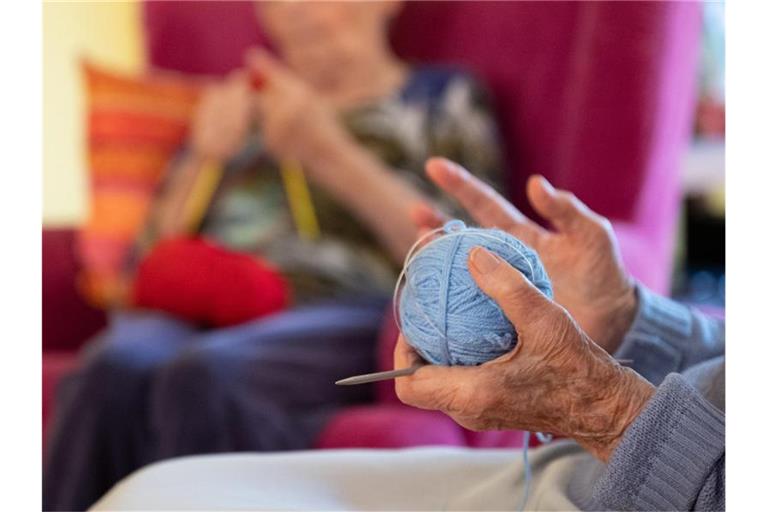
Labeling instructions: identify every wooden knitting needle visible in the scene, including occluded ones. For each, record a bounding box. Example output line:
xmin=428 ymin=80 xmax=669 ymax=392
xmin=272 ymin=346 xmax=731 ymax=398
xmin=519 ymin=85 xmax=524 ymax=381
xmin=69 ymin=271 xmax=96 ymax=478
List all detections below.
xmin=335 ymin=359 xmax=634 ymax=385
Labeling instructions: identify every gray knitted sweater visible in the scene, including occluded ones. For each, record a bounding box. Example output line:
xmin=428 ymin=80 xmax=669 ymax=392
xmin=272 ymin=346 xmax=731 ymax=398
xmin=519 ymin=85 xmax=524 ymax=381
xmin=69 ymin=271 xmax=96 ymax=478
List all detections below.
xmin=575 ymin=285 xmax=725 ymax=511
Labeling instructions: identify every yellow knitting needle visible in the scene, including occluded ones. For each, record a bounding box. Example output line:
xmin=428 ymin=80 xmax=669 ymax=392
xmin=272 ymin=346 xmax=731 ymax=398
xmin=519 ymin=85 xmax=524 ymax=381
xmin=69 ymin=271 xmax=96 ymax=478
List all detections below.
xmin=181 ymin=158 xmax=224 ymax=234
xmin=279 ymin=157 xmax=321 ymax=240
xmin=180 ymin=157 xmax=321 ymax=240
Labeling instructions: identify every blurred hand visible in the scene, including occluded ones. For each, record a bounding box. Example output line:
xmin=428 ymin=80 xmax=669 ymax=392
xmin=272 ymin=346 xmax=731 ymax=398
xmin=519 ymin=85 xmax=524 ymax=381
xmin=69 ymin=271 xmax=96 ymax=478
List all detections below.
xmin=190 ymin=70 xmax=253 ymax=161
xmin=395 ymin=246 xmax=655 ymax=462
xmin=413 ymin=158 xmax=637 ymax=354
xmin=246 ymin=49 xmax=347 ymax=164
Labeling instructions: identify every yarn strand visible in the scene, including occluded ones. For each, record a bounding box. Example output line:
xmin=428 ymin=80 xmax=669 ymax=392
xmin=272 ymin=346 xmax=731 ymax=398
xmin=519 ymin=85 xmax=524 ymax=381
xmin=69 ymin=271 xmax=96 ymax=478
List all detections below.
xmin=519 ymin=431 xmax=532 ymax=512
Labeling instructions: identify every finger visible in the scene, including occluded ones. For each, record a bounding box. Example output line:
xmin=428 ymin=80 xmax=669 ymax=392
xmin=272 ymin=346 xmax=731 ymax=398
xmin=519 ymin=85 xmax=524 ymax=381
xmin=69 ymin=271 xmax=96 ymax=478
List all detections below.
xmin=425 ymin=158 xmax=544 ymax=246
xmin=245 ymin=47 xmax=291 ymax=90
xmin=527 ymin=175 xmax=597 ymax=233
xmin=409 ymin=202 xmax=446 ymax=231
xmin=244 ymin=48 xmax=267 ymax=90
xmin=394 ymin=335 xmax=423 ymax=370
xmin=227 ymin=68 xmax=248 ymax=86
xmin=467 ymin=247 xmax=556 ymax=331
xmin=393 ymin=335 xmax=435 ymax=409
xmin=225 ymin=70 xmax=252 ymax=109
xmin=394 ymin=336 xmax=477 ymax=410
xmin=199 ymin=81 xmax=226 ymax=108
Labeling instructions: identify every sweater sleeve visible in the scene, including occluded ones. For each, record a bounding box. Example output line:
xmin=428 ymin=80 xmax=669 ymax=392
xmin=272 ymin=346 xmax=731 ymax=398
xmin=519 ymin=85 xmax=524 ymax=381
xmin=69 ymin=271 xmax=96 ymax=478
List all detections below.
xmin=589 ymin=372 xmax=725 ymax=511
xmin=613 ymin=285 xmax=725 ymax=385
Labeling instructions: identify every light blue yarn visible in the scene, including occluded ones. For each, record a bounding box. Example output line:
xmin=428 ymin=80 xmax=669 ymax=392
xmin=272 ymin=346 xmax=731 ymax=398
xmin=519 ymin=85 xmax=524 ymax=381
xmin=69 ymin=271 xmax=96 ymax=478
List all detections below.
xmin=398 ymin=222 xmax=552 ymax=366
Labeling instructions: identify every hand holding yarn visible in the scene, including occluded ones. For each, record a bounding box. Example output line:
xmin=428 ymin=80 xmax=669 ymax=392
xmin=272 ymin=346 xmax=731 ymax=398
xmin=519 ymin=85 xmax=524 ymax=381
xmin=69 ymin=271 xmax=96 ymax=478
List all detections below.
xmin=412 ymin=158 xmax=638 ymax=354
xmin=397 ymin=221 xmax=552 ymax=366
xmin=395 ymin=246 xmax=656 ymax=463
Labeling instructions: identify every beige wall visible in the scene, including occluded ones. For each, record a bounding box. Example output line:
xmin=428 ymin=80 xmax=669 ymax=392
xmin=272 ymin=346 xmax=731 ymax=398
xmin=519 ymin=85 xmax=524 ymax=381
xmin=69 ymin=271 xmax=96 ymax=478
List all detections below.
xmin=43 ymin=1 xmax=145 ymax=226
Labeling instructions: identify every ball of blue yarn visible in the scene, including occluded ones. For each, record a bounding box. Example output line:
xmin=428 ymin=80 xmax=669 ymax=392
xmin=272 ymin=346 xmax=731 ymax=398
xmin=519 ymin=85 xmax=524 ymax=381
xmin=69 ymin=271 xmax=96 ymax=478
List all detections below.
xmin=398 ymin=221 xmax=553 ymax=366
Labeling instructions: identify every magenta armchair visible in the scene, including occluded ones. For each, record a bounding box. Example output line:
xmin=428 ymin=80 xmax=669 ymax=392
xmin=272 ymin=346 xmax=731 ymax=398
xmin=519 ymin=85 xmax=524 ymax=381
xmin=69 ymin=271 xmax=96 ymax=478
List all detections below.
xmin=42 ymin=1 xmax=700 ymax=452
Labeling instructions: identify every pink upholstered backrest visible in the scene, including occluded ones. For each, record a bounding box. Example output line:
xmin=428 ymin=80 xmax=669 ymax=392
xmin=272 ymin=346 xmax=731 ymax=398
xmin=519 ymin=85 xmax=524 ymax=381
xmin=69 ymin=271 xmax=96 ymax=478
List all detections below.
xmin=389 ymin=2 xmax=700 ymax=227
xmin=144 ymin=1 xmax=270 ymax=76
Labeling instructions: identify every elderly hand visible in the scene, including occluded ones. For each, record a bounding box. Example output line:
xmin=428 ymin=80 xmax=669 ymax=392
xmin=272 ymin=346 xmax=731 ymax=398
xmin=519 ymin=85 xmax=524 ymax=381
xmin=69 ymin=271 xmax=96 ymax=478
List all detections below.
xmin=395 ymin=246 xmax=655 ymax=462
xmin=413 ymin=158 xmax=637 ymax=354
xmin=246 ymin=49 xmax=348 ymax=164
xmin=190 ymin=70 xmax=253 ymax=162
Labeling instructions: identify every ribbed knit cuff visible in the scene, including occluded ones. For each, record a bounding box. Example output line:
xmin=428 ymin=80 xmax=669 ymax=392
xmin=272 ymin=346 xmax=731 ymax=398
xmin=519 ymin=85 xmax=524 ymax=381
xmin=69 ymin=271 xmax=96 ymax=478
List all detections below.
xmin=614 ymin=285 xmax=693 ymax=385
xmin=590 ymin=373 xmax=725 ymax=511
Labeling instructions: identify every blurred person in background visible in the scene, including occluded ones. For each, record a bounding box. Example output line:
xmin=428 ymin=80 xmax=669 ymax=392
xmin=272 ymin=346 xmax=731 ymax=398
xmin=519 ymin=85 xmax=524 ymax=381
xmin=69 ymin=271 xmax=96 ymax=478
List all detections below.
xmin=43 ymin=1 xmax=503 ymax=510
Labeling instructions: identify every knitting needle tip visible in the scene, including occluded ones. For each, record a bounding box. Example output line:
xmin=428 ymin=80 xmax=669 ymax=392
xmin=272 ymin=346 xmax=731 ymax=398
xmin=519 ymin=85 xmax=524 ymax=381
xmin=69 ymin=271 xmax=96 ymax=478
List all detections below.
xmin=335 ymin=366 xmax=422 ymax=386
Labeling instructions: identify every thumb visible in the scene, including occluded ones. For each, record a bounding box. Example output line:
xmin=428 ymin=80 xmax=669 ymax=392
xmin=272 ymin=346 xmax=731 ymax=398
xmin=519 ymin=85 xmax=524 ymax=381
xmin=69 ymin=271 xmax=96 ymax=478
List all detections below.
xmin=468 ymin=247 xmax=555 ymax=331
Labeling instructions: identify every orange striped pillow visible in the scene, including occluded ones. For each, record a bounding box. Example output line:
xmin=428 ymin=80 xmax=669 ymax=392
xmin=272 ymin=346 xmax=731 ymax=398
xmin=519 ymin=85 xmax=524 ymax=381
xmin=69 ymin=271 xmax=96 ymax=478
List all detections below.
xmin=77 ymin=62 xmax=201 ymax=307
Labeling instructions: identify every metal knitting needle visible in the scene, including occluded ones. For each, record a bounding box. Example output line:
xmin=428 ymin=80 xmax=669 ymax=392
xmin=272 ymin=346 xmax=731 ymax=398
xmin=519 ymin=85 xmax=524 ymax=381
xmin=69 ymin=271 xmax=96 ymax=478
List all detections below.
xmin=335 ymin=366 xmax=422 ymax=385
xmin=335 ymin=358 xmax=634 ymax=386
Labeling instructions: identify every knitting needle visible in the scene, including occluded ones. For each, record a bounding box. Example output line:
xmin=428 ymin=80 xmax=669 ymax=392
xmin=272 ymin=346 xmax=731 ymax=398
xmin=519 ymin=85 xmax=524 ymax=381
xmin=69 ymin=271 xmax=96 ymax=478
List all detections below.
xmin=335 ymin=359 xmax=634 ymax=385
xmin=279 ymin=157 xmax=321 ymax=241
xmin=335 ymin=365 xmax=423 ymax=385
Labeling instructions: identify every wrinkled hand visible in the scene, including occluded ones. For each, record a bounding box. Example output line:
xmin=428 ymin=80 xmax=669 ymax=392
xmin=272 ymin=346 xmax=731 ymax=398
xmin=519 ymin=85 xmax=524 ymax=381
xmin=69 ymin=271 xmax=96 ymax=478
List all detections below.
xmin=246 ymin=49 xmax=347 ymax=164
xmin=395 ymin=246 xmax=654 ymax=462
xmin=413 ymin=158 xmax=637 ymax=354
xmin=190 ymin=70 xmax=253 ymax=162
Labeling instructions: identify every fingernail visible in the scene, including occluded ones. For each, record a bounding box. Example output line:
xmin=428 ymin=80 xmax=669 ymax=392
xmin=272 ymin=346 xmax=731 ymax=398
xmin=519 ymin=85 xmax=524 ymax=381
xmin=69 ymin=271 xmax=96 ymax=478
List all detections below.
xmin=537 ymin=176 xmax=555 ymax=194
xmin=470 ymin=247 xmax=500 ymax=275
xmin=441 ymin=159 xmax=460 ymax=177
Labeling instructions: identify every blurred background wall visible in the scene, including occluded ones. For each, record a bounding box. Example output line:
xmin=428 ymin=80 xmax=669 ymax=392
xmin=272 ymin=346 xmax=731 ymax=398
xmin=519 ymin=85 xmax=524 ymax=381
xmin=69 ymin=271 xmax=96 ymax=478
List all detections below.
xmin=43 ymin=1 xmax=145 ymax=226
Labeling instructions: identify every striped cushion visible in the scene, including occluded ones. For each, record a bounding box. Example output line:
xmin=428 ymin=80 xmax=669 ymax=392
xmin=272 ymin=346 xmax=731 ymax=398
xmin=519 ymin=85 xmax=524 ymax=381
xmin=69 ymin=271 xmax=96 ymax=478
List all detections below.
xmin=77 ymin=62 xmax=200 ymax=306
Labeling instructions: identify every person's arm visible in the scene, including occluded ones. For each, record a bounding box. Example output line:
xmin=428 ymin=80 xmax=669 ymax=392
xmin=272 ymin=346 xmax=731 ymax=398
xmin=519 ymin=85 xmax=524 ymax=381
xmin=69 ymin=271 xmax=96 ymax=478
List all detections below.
xmin=399 ymin=163 xmax=725 ymax=507
xmin=300 ymin=130 xmax=423 ymax=260
xmin=588 ymin=371 xmax=724 ymax=511
xmin=614 ymin=285 xmax=725 ymax=385
xmin=393 ymin=253 xmax=725 ymax=507
xmin=394 ymin=246 xmax=657 ymax=463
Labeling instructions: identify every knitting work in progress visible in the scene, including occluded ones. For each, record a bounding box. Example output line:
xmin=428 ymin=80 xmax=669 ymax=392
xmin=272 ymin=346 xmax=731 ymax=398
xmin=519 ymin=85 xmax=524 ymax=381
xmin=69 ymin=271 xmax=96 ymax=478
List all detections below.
xmin=396 ymin=220 xmax=553 ymax=366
